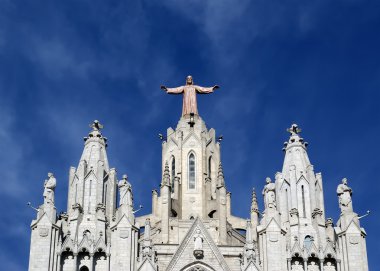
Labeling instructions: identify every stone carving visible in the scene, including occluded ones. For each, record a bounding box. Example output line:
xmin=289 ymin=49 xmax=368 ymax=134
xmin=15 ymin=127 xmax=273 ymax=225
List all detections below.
xmin=161 ymin=75 xmax=219 ymax=116
xmin=291 ymin=260 xmax=304 ymax=271
xmin=325 ymin=262 xmax=336 ymax=271
xmin=308 ymin=260 xmax=319 ymax=271
xmin=43 ymin=172 xmax=56 ymax=205
xmin=337 ymin=178 xmax=353 ymax=214
xmin=193 ymin=229 xmax=204 ymax=259
xmin=262 ymin=177 xmax=276 ymax=210
xmin=118 ymin=174 xmax=132 ymax=207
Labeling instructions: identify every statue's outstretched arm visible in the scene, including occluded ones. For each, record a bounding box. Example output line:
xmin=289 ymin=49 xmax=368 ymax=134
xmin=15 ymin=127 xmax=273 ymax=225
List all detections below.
xmin=161 ymin=86 xmax=184 ymax=94
xmin=195 ymin=85 xmax=219 ymax=94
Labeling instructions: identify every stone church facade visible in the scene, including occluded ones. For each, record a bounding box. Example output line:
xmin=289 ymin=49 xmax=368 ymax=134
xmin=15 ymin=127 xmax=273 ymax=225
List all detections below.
xmin=29 ymin=100 xmax=369 ymax=270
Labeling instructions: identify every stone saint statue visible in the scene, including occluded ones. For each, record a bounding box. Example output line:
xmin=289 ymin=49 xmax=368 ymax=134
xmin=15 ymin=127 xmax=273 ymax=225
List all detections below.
xmin=118 ymin=174 xmax=132 ymax=207
xmin=161 ymin=75 xmax=219 ymax=116
xmin=337 ymin=178 xmax=353 ymax=214
xmin=308 ymin=261 xmax=319 ymax=271
xmin=194 ymin=229 xmax=203 ymax=250
xmin=291 ymin=261 xmax=304 ymax=271
xmin=325 ymin=262 xmax=336 ymax=271
xmin=262 ymin=177 xmax=276 ymax=210
xmin=43 ymin=172 xmax=56 ymax=205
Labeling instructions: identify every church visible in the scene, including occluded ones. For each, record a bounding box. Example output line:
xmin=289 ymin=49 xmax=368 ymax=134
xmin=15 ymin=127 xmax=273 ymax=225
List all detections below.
xmin=28 ymin=77 xmax=369 ymax=271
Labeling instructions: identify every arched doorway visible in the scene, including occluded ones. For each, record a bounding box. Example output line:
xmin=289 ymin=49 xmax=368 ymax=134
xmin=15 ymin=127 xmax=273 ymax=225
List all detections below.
xmin=181 ymin=262 xmax=216 ymax=271
xmin=79 ymin=266 xmax=89 ymax=271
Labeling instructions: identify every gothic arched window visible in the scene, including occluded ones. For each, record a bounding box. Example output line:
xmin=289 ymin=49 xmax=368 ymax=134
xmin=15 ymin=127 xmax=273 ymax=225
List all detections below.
xmin=304 ymin=235 xmax=313 ymax=251
xmin=171 ymin=156 xmax=175 ymax=191
xmin=188 ymin=153 xmax=196 ymax=189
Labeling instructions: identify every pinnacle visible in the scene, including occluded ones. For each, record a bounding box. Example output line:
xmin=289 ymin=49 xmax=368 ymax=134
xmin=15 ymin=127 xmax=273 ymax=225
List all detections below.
xmin=84 ymin=120 xmax=108 ymax=146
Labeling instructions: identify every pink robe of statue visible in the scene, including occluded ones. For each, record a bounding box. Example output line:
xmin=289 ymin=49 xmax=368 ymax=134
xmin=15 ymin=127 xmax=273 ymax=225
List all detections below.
xmin=166 ymin=85 xmax=214 ymax=116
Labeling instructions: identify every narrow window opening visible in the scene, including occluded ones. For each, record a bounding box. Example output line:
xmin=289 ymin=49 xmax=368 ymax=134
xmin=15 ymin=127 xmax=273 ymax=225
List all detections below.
xmin=302 ymin=185 xmax=306 ymax=218
xmin=188 ymin=153 xmax=196 ymax=189
xmin=171 ymin=157 xmax=175 ymax=192
xmin=208 ymin=156 xmax=212 ymax=177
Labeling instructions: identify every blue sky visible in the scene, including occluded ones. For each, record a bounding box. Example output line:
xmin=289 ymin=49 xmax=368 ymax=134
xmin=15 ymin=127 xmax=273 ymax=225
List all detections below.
xmin=0 ymin=0 xmax=379 ymax=269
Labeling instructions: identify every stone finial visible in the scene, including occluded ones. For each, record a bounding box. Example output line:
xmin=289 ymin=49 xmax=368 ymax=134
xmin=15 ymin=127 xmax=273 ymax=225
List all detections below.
xmin=251 ymin=188 xmax=259 ymax=213
xmin=217 ymin=162 xmax=225 ymax=187
xmin=90 ymin=120 xmax=103 ymax=131
xmin=84 ymin=120 xmax=107 ymax=145
xmin=162 ymin=161 xmax=170 ymax=186
xmin=287 ymin=123 xmax=301 ymax=136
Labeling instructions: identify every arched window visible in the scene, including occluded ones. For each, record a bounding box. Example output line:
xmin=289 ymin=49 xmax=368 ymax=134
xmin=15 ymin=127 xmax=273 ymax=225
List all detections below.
xmin=171 ymin=156 xmax=175 ymax=191
xmin=80 ymin=267 xmax=89 ymax=271
xmin=301 ymin=185 xmax=306 ymax=218
xmin=208 ymin=156 xmax=212 ymax=177
xmin=304 ymin=235 xmax=313 ymax=251
xmin=188 ymin=153 xmax=196 ymax=189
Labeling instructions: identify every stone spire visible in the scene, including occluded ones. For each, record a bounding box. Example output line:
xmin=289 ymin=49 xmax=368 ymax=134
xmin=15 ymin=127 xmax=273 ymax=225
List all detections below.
xmin=282 ymin=124 xmax=310 ymax=178
xmin=278 ymin=124 xmax=327 ymax=252
xmin=250 ymin=188 xmax=259 ymax=238
xmin=66 ymin=120 xmax=117 ymax=244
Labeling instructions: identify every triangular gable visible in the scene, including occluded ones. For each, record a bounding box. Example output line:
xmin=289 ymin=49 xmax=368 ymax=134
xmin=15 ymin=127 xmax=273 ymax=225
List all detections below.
xmin=137 ymin=258 xmax=157 ymax=271
xmin=243 ymin=261 xmax=260 ymax=271
xmin=280 ymin=179 xmax=290 ymax=191
xmin=307 ymin=241 xmax=319 ymax=257
xmin=111 ymin=213 xmax=134 ymax=230
xmin=84 ymin=169 xmax=98 ymax=182
xmin=78 ymin=234 xmax=92 ymax=252
xmin=168 ymin=137 xmax=178 ymax=148
xmin=166 ymin=217 xmax=231 ymax=271
xmin=346 ymin=220 xmax=362 ymax=234
xmin=94 ymin=235 xmax=107 ymax=252
xmin=323 ymin=241 xmax=336 ymax=258
xmin=31 ymin=210 xmax=54 ymax=227
xmin=296 ymin=175 xmax=309 ymax=185
xmin=266 ymin=217 xmax=282 ymax=231
xmin=291 ymin=240 xmax=303 ymax=257
xmin=183 ymin=132 xmax=201 ymax=147
xmin=61 ymin=235 xmax=75 ymax=253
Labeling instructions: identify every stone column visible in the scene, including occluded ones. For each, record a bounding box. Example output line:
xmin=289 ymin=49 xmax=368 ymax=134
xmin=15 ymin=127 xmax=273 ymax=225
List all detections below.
xmin=303 ymin=258 xmax=308 ymax=271
xmin=73 ymin=253 xmax=78 ymax=271
xmin=174 ymin=176 xmax=180 ymax=200
xmin=56 ymin=252 xmax=61 ymax=271
xmin=106 ymin=253 xmax=110 ymax=271
xmin=89 ymin=253 xmax=94 ymax=271
xmin=287 ymin=258 xmax=291 ymax=271
xmin=319 ymin=259 xmax=324 ymax=271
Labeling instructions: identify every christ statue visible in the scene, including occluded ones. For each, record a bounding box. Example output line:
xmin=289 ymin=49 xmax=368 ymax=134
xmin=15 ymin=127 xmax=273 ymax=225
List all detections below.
xmin=161 ymin=75 xmax=219 ymax=116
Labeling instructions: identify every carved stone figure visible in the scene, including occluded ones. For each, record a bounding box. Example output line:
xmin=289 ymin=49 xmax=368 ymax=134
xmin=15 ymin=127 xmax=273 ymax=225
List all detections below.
xmin=194 ymin=229 xmax=203 ymax=250
xmin=161 ymin=75 xmax=219 ymax=116
xmin=337 ymin=178 xmax=353 ymax=214
xmin=308 ymin=261 xmax=319 ymax=271
xmin=325 ymin=262 xmax=336 ymax=271
xmin=262 ymin=177 xmax=276 ymax=210
xmin=118 ymin=174 xmax=132 ymax=207
xmin=43 ymin=172 xmax=56 ymax=205
xmin=193 ymin=229 xmax=204 ymax=259
xmin=291 ymin=260 xmax=304 ymax=271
